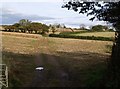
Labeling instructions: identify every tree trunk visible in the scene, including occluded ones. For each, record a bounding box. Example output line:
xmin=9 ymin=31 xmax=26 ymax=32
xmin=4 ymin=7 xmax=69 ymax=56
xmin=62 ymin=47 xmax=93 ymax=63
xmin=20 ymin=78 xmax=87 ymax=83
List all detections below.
xmin=110 ymin=31 xmax=120 ymax=86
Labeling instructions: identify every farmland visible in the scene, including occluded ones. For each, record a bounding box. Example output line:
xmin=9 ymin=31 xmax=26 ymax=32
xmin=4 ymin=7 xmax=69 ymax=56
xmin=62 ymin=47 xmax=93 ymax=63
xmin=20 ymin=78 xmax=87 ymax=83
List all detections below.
xmin=2 ymin=32 xmax=113 ymax=87
xmin=74 ymin=32 xmax=115 ymax=38
xmin=49 ymin=31 xmax=115 ymax=41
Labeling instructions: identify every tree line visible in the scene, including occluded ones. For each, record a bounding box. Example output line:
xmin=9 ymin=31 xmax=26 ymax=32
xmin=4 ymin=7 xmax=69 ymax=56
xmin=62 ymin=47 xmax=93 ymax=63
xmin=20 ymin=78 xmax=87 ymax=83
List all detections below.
xmin=3 ymin=19 xmax=49 ymax=34
xmin=2 ymin=19 xmax=114 ymax=35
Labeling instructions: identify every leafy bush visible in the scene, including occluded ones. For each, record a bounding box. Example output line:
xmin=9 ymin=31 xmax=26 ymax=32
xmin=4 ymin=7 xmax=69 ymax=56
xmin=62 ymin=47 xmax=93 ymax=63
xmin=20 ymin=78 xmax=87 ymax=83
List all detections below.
xmin=59 ymin=31 xmax=89 ymax=35
xmin=49 ymin=34 xmax=114 ymax=41
xmin=91 ymin=25 xmax=108 ymax=32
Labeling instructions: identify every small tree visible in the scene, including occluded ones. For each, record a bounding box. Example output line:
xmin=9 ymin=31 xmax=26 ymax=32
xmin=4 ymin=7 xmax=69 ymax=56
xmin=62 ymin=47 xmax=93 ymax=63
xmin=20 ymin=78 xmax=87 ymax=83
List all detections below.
xmin=41 ymin=24 xmax=49 ymax=34
xmin=18 ymin=19 xmax=31 ymax=32
xmin=4 ymin=25 xmax=15 ymax=32
xmin=12 ymin=23 xmax=20 ymax=32
xmin=91 ymin=25 xmax=108 ymax=32
xmin=51 ymin=26 xmax=57 ymax=34
xmin=19 ymin=19 xmax=31 ymax=26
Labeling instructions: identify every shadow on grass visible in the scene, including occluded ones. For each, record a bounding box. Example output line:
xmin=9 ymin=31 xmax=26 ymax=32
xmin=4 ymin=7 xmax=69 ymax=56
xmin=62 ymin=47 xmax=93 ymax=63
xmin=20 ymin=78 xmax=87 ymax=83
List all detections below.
xmin=2 ymin=51 xmax=110 ymax=88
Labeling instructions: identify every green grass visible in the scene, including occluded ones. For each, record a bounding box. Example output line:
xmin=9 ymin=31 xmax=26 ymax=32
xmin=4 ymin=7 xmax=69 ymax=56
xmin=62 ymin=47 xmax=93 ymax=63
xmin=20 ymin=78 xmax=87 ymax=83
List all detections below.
xmin=55 ymin=52 xmax=108 ymax=87
xmin=2 ymin=51 xmax=36 ymax=88
xmin=2 ymin=51 xmax=108 ymax=87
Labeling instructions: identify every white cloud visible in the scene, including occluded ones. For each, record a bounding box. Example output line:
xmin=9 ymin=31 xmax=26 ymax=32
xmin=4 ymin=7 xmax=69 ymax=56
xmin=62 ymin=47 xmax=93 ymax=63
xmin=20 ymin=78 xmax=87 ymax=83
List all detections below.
xmin=1 ymin=1 xmax=109 ymax=28
xmin=1 ymin=8 xmax=17 ymax=15
xmin=40 ymin=17 xmax=107 ymax=28
xmin=1 ymin=8 xmax=55 ymax=25
xmin=0 ymin=0 xmax=63 ymax=3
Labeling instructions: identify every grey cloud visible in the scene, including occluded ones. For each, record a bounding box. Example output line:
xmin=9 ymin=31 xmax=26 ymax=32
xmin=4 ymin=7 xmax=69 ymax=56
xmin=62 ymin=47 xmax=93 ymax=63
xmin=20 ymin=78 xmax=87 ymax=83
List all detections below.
xmin=1 ymin=8 xmax=55 ymax=25
xmin=0 ymin=8 xmax=107 ymax=28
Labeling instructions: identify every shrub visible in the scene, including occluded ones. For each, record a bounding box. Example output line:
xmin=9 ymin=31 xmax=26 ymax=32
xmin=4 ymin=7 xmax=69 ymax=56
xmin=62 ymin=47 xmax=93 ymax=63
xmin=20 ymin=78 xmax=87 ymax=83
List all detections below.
xmin=49 ymin=34 xmax=114 ymax=41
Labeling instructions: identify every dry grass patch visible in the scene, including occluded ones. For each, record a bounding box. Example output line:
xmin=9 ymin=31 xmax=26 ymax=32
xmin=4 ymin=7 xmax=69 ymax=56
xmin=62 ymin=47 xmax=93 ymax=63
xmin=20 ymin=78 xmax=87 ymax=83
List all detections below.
xmin=75 ymin=32 xmax=115 ymax=38
xmin=2 ymin=32 xmax=113 ymax=87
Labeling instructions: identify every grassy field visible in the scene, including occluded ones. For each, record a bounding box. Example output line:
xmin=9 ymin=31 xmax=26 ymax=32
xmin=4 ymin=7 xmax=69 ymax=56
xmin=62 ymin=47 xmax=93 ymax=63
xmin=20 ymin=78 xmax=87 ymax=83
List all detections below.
xmin=74 ymin=32 xmax=115 ymax=38
xmin=2 ymin=32 xmax=113 ymax=88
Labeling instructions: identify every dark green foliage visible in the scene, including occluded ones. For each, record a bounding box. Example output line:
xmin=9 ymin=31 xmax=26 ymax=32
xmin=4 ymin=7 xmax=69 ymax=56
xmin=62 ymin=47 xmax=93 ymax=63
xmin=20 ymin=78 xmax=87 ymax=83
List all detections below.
xmin=50 ymin=24 xmax=66 ymax=28
xmin=13 ymin=23 xmax=20 ymax=28
xmin=59 ymin=31 xmax=89 ymax=35
xmin=49 ymin=34 xmax=114 ymax=41
xmin=91 ymin=25 xmax=108 ymax=32
xmin=62 ymin=1 xmax=120 ymax=29
xmin=108 ymin=29 xmax=114 ymax=32
xmin=4 ymin=25 xmax=15 ymax=32
xmin=3 ymin=19 xmax=49 ymax=35
xmin=41 ymin=24 xmax=49 ymax=34
xmin=19 ymin=19 xmax=31 ymax=26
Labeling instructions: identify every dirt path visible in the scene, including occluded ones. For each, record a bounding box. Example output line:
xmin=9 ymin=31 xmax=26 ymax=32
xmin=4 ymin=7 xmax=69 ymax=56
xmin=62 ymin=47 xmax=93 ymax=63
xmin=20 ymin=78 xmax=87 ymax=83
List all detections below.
xmin=29 ymin=54 xmax=45 ymax=87
xmin=43 ymin=53 xmax=69 ymax=87
xmin=29 ymin=38 xmax=69 ymax=87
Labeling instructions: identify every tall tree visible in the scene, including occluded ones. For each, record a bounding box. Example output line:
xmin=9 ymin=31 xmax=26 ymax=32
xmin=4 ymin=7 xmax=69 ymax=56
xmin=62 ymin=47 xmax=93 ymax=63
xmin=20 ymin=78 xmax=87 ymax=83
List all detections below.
xmin=62 ymin=0 xmax=120 ymax=86
xmin=18 ymin=19 xmax=31 ymax=32
xmin=19 ymin=19 xmax=31 ymax=26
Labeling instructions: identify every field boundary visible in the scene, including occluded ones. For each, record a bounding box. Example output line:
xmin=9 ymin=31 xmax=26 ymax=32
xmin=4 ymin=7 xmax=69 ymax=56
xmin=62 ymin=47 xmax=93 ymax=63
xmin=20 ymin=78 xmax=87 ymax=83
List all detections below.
xmin=49 ymin=34 xmax=114 ymax=41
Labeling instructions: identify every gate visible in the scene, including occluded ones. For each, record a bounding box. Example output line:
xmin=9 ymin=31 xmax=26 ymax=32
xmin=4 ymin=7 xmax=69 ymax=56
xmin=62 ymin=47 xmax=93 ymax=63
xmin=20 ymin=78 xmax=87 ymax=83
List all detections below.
xmin=0 ymin=64 xmax=8 ymax=88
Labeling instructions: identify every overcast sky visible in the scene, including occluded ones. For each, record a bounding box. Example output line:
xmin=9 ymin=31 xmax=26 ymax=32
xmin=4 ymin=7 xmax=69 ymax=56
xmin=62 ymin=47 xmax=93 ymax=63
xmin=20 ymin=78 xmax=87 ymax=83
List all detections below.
xmin=0 ymin=0 xmax=109 ymax=28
